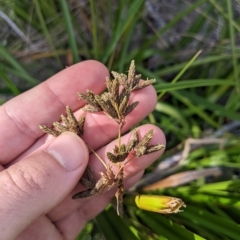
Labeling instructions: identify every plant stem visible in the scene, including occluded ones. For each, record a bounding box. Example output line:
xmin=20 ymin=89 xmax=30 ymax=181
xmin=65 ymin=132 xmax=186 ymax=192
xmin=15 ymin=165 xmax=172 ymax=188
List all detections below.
xmin=87 ymin=144 xmax=108 ymax=169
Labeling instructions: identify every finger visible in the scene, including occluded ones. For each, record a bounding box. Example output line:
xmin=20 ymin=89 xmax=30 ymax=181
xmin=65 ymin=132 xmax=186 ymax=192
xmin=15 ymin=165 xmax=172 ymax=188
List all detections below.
xmin=55 ymin=171 xmax=144 ymax=240
xmin=48 ymin=124 xmax=165 ymax=221
xmin=0 ymin=60 xmax=108 ymax=164
xmin=15 ymin=84 xmax=157 ymax=161
xmin=87 ymin=124 xmax=166 ymax=183
xmin=15 ymin=216 xmax=62 ymax=240
xmin=16 ymin=172 xmax=144 ymax=240
xmin=77 ymin=84 xmax=158 ymax=150
xmin=0 ymin=132 xmax=88 ymax=240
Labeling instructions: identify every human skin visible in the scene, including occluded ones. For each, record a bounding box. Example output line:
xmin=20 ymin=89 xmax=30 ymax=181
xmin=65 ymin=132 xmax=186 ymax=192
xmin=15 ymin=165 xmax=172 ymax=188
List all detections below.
xmin=0 ymin=60 xmax=166 ymax=240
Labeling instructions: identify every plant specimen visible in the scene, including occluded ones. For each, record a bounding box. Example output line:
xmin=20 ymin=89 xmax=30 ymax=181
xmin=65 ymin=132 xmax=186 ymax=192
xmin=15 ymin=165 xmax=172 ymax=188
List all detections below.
xmin=39 ymin=61 xmax=167 ymax=215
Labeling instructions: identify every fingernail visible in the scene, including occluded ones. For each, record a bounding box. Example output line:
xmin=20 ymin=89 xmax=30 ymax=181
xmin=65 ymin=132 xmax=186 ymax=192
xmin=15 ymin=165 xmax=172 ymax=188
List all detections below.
xmin=46 ymin=132 xmax=88 ymax=171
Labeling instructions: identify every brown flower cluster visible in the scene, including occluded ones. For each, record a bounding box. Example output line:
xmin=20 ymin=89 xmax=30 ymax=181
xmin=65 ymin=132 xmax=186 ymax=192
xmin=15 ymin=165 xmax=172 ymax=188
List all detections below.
xmin=39 ymin=61 xmax=165 ymax=215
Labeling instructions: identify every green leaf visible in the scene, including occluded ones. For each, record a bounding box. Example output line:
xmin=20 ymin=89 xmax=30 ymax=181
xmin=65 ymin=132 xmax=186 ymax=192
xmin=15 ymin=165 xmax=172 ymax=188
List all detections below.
xmin=180 ymin=90 xmax=240 ymax=122
xmin=0 ymin=69 xmax=20 ymax=95
xmin=59 ymin=0 xmax=80 ymax=63
xmin=179 ymin=205 xmax=240 ymax=239
xmin=154 ymin=79 xmax=234 ymax=92
xmin=102 ymin=0 xmax=145 ymax=63
xmin=137 ymin=210 xmax=205 ymax=240
xmin=0 ymin=44 xmax=38 ymax=85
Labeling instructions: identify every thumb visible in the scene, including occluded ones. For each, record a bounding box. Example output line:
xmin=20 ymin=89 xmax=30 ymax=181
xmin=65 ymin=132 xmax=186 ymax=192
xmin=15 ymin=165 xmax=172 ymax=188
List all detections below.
xmin=0 ymin=132 xmax=88 ymax=240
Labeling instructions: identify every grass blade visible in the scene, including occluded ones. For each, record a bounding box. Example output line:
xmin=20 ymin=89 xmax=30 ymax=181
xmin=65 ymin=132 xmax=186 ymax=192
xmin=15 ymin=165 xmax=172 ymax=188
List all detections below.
xmin=0 ymin=44 xmax=38 ymax=85
xmin=59 ymin=0 xmax=80 ymax=63
xmin=227 ymin=0 xmax=239 ymax=91
xmin=102 ymin=0 xmax=145 ymax=63
xmin=179 ymin=205 xmax=240 ymax=239
xmin=34 ymin=0 xmax=62 ymax=67
xmin=89 ymin=0 xmax=99 ymax=60
xmin=154 ymin=79 xmax=235 ymax=92
xmin=0 ymin=69 xmax=20 ymax=95
xmin=158 ymin=50 xmax=202 ymax=99
xmin=96 ymin=210 xmax=121 ymax=240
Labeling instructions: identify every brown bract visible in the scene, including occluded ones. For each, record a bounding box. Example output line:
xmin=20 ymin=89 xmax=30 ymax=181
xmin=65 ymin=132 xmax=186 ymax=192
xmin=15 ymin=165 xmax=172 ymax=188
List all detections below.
xmin=39 ymin=60 xmax=165 ymax=216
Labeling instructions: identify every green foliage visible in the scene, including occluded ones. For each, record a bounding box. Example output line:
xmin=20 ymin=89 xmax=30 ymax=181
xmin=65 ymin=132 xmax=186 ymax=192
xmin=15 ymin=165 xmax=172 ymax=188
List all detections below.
xmin=1 ymin=0 xmax=240 ymax=239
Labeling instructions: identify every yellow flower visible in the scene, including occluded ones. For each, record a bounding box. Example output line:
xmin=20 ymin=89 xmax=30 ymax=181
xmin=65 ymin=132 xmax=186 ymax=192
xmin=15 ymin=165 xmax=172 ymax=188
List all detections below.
xmin=134 ymin=195 xmax=186 ymax=214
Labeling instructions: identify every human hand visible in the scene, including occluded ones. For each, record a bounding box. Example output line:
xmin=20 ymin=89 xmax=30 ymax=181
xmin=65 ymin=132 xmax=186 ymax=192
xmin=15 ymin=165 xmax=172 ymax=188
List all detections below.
xmin=0 ymin=60 xmax=166 ymax=240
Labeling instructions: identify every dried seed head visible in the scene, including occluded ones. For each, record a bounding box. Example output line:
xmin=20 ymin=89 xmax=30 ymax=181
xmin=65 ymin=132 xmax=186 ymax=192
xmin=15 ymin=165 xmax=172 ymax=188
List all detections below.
xmin=119 ymin=95 xmax=129 ymax=117
xmin=132 ymin=74 xmax=141 ymax=88
xmin=107 ymin=151 xmax=128 ymax=163
xmin=138 ymin=129 xmax=154 ymax=146
xmin=126 ymin=129 xmax=139 ymax=152
xmin=127 ymin=60 xmax=136 ymax=89
xmin=105 ymin=77 xmax=112 ymax=91
xmin=132 ymin=129 xmax=165 ymax=157
xmin=53 ymin=121 xmax=68 ymax=132
xmin=95 ymin=95 xmax=118 ymax=119
xmin=123 ymin=101 xmax=139 ymax=116
xmin=119 ymin=87 xmax=130 ymax=103
xmin=39 ymin=106 xmax=85 ymax=137
xmin=111 ymin=71 xmax=127 ymax=87
xmin=77 ymin=61 xmax=156 ymax=128
xmin=78 ymin=90 xmax=102 ymax=112
xmin=61 ymin=114 xmax=68 ymax=126
xmin=79 ymin=166 xmax=96 ymax=190
xmin=111 ymin=79 xmax=120 ymax=105
xmin=106 ymin=143 xmax=129 ymax=163
xmin=39 ymin=124 xmax=60 ymax=137
xmin=40 ymin=61 xmax=172 ymax=217
xmin=133 ymin=79 xmax=156 ymax=90
xmin=78 ymin=116 xmax=85 ymax=135
xmin=82 ymin=104 xmax=101 ymax=112
xmin=115 ymin=60 xmax=156 ymax=91
xmin=134 ymin=129 xmax=154 ymax=157
xmin=145 ymin=144 xmax=165 ymax=154
xmin=66 ymin=106 xmax=85 ymax=136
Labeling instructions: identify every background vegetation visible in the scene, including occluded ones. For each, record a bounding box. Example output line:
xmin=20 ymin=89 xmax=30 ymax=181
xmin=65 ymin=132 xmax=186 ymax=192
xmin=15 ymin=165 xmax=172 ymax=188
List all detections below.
xmin=1 ymin=0 xmax=240 ymax=239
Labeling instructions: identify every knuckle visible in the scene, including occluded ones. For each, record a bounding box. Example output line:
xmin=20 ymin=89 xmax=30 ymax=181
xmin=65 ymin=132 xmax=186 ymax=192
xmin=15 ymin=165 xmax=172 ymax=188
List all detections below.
xmin=2 ymin=160 xmax=51 ymax=199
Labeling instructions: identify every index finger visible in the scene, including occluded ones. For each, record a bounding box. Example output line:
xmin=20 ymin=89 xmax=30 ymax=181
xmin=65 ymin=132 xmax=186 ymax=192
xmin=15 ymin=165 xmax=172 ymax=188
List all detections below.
xmin=0 ymin=60 xmax=109 ymax=163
